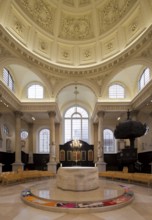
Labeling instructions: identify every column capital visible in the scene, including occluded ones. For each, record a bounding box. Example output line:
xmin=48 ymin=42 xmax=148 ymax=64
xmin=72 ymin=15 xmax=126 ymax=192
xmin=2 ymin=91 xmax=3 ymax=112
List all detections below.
xmin=14 ymin=111 xmax=23 ymax=118
xmin=97 ymin=111 xmax=105 ymax=118
xmin=131 ymin=110 xmax=139 ymax=117
xmin=28 ymin=122 xmax=33 ymax=128
xmin=48 ymin=111 xmax=56 ymax=118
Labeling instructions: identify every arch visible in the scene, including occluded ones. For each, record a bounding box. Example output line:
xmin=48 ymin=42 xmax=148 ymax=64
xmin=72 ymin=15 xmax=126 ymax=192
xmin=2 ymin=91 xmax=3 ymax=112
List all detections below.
xmin=54 ymin=79 xmax=98 ymax=100
xmin=64 ymin=106 xmax=89 ymax=143
xmin=57 ymin=83 xmax=97 ymax=116
xmin=0 ymin=58 xmax=53 ymax=98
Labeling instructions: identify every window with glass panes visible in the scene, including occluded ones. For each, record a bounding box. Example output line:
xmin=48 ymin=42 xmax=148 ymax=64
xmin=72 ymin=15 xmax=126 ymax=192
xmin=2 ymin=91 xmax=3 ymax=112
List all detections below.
xmin=103 ymin=129 xmax=115 ymax=153
xmin=3 ymin=68 xmax=14 ymax=91
xmin=139 ymin=68 xmax=150 ymax=91
xmin=28 ymin=84 xmax=44 ymax=99
xmin=109 ymin=84 xmax=124 ymax=98
xmin=64 ymin=106 xmax=88 ymax=143
xmin=39 ymin=129 xmax=50 ymax=153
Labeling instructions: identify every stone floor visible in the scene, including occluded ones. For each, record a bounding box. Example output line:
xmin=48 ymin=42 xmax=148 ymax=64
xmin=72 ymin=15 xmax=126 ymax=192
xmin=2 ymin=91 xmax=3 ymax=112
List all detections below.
xmin=0 ymin=178 xmax=152 ymax=220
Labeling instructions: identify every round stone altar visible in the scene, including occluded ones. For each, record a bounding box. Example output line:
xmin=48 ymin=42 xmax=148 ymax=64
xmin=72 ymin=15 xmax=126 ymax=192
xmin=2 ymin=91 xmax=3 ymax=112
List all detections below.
xmin=56 ymin=166 xmax=99 ymax=191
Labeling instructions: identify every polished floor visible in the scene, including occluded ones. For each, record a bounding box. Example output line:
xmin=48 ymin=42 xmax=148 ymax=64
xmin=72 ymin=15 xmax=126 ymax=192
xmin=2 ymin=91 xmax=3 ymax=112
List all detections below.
xmin=30 ymin=179 xmax=125 ymax=201
xmin=0 ymin=177 xmax=152 ymax=220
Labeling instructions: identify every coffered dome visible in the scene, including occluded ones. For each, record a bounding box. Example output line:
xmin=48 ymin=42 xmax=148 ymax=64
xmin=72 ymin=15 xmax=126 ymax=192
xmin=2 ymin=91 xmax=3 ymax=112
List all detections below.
xmin=1 ymin=0 xmax=151 ymax=68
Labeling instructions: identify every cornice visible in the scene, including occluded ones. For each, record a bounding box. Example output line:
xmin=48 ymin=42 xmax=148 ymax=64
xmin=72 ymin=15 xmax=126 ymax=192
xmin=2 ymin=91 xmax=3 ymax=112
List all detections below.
xmin=0 ymin=81 xmax=61 ymax=121
xmin=94 ymin=102 xmax=131 ymax=113
xmin=131 ymin=79 xmax=152 ymax=110
xmin=1 ymin=77 xmax=152 ymax=123
xmin=20 ymin=102 xmax=56 ymax=112
xmin=0 ymin=24 xmax=152 ymax=78
xmin=0 ymin=81 xmax=20 ymax=110
xmin=92 ymin=80 xmax=152 ymax=120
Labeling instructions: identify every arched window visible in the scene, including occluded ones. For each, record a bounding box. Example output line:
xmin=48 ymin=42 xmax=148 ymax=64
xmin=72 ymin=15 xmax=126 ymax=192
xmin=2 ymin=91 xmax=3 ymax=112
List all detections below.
xmin=139 ymin=68 xmax=150 ymax=91
xmin=28 ymin=84 xmax=44 ymax=99
xmin=3 ymin=68 xmax=14 ymax=92
xmin=39 ymin=129 xmax=50 ymax=153
xmin=109 ymin=84 xmax=125 ymax=98
xmin=64 ymin=106 xmax=89 ymax=143
xmin=103 ymin=129 xmax=115 ymax=153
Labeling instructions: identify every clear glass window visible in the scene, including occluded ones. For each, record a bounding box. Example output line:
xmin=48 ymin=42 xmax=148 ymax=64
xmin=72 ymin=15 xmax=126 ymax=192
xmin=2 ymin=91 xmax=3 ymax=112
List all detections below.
xmin=64 ymin=106 xmax=88 ymax=143
xmin=39 ymin=129 xmax=50 ymax=153
xmin=139 ymin=68 xmax=150 ymax=91
xmin=28 ymin=84 xmax=44 ymax=99
xmin=103 ymin=129 xmax=115 ymax=153
xmin=109 ymin=84 xmax=125 ymax=98
xmin=3 ymin=68 xmax=14 ymax=92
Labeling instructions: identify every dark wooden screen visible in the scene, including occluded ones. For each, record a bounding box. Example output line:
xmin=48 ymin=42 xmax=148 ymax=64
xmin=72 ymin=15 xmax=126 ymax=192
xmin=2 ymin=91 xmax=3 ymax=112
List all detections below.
xmin=59 ymin=140 xmax=94 ymax=167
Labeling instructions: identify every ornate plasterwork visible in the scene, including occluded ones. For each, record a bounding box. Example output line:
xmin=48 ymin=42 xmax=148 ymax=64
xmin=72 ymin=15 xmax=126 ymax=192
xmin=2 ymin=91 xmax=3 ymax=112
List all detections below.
xmin=141 ymin=43 xmax=152 ymax=59
xmin=8 ymin=6 xmax=31 ymax=45
xmin=57 ymin=43 xmax=74 ymax=65
xmin=8 ymin=0 xmax=149 ymax=67
xmin=17 ymin=0 xmax=56 ymax=35
xmin=33 ymin=32 xmax=53 ymax=58
xmin=98 ymin=0 xmax=137 ymax=35
xmin=79 ymin=44 xmax=96 ymax=65
xmin=101 ymin=32 xmax=119 ymax=59
xmin=124 ymin=6 xmax=143 ymax=44
xmin=0 ymin=24 xmax=152 ymax=79
xmin=62 ymin=0 xmax=91 ymax=8
xmin=59 ymin=12 xmax=94 ymax=40
xmin=63 ymin=0 xmax=75 ymax=7
xmin=0 ymin=45 xmax=11 ymax=57
xmin=78 ymin=0 xmax=91 ymax=7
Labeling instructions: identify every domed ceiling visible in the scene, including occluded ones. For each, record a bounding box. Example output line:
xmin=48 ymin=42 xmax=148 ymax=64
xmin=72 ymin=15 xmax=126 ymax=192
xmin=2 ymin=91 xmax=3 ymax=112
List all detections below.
xmin=1 ymin=0 xmax=152 ymax=121
xmin=4 ymin=0 xmax=148 ymax=68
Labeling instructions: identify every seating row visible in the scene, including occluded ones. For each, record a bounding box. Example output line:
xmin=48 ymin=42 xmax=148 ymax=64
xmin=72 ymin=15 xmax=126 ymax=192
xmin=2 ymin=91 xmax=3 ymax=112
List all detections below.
xmin=0 ymin=170 xmax=56 ymax=185
xmin=99 ymin=171 xmax=152 ymax=186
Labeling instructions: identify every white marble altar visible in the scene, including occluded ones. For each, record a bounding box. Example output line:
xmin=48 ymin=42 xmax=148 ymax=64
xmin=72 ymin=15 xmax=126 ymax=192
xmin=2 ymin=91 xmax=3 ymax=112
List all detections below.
xmin=56 ymin=166 xmax=99 ymax=191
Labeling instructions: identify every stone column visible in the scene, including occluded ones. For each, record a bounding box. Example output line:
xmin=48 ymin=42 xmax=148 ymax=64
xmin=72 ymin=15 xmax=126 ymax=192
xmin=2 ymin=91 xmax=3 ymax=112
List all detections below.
xmin=55 ymin=122 xmax=60 ymax=163
xmin=96 ymin=111 xmax=106 ymax=172
xmin=132 ymin=110 xmax=140 ymax=151
xmin=47 ymin=111 xmax=57 ymax=173
xmin=28 ymin=123 xmax=34 ymax=164
xmin=93 ymin=122 xmax=98 ymax=163
xmin=0 ymin=113 xmax=3 ymax=147
xmin=0 ymin=113 xmax=2 ymax=142
xmin=0 ymin=163 xmax=3 ymax=172
xmin=12 ymin=111 xmax=24 ymax=171
xmin=0 ymin=114 xmax=3 ymax=172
